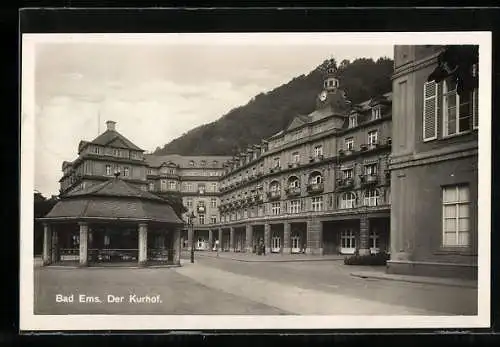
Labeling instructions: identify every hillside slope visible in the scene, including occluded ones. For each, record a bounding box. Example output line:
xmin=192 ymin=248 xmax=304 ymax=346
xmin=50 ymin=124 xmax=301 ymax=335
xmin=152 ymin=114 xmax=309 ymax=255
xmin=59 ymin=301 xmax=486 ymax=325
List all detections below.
xmin=154 ymin=57 xmax=393 ymax=156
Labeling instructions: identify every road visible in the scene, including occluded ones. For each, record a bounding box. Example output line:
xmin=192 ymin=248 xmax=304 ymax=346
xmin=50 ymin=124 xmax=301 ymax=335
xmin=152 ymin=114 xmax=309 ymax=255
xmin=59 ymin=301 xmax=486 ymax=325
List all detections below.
xmin=33 ymin=256 xmax=477 ymax=316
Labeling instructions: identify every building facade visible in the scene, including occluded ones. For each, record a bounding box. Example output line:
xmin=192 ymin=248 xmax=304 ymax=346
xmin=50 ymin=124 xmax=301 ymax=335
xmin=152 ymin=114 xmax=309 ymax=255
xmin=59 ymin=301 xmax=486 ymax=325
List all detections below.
xmin=388 ymin=45 xmax=478 ymax=279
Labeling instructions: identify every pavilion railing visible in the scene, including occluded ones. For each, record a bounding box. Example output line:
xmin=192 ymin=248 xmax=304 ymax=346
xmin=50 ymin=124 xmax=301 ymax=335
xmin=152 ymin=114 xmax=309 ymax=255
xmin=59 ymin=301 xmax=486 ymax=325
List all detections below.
xmin=148 ymin=248 xmax=175 ymax=264
xmin=89 ymin=249 xmax=139 ymax=263
xmin=60 ymin=248 xmax=79 ymax=261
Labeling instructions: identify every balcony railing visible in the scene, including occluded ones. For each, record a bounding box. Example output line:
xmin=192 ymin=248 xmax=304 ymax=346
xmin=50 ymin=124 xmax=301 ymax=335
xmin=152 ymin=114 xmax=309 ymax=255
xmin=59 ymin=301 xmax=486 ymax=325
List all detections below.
xmin=307 ymin=182 xmax=324 ymax=194
xmin=360 ymin=174 xmax=378 ymax=186
xmin=336 ymin=178 xmax=354 ymax=190
xmin=285 ymin=186 xmax=301 ymax=197
xmin=267 ymin=190 xmax=281 ymax=201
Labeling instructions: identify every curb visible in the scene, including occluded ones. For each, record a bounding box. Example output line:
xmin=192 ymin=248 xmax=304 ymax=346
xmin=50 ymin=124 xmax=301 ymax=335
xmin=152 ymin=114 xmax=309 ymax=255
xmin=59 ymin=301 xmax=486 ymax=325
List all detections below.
xmin=194 ymin=254 xmax=344 ymax=263
xmin=350 ymin=272 xmax=477 ymax=289
xmin=37 ymin=264 xmax=182 ymax=270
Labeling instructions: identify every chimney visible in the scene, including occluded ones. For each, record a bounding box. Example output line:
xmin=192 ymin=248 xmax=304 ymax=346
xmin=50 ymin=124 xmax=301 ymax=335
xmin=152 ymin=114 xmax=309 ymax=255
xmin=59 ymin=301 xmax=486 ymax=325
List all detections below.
xmin=106 ymin=120 xmax=116 ymax=131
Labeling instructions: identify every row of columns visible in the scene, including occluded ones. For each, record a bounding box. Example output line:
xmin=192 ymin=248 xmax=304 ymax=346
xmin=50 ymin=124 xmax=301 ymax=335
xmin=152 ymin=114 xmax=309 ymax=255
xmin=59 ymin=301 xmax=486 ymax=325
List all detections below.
xmin=187 ymin=215 xmax=371 ymax=256
xmin=42 ymin=222 xmax=182 ymax=267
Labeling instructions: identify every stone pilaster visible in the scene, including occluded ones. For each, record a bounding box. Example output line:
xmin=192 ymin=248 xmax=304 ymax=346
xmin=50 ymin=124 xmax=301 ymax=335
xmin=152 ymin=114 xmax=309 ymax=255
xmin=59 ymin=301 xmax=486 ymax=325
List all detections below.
xmin=218 ymin=228 xmax=223 ymax=252
xmin=359 ymin=216 xmax=370 ymax=255
xmin=78 ymin=222 xmax=88 ymax=267
xmin=42 ymin=223 xmax=52 ymax=266
xmin=229 ymin=227 xmax=235 ymax=252
xmin=264 ymin=224 xmax=271 ymax=254
xmin=283 ymin=223 xmax=291 ymax=254
xmin=245 ymin=225 xmax=253 ymax=253
xmin=208 ymin=229 xmax=213 ymax=251
xmin=307 ymin=218 xmax=323 ymax=255
xmin=138 ymin=223 xmax=148 ymax=266
xmin=173 ymin=228 xmax=181 ymax=265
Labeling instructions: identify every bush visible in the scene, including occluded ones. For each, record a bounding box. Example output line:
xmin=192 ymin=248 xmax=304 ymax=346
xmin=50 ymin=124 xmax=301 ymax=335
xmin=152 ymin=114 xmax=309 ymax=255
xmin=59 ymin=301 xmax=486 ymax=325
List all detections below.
xmin=344 ymin=252 xmax=390 ymax=266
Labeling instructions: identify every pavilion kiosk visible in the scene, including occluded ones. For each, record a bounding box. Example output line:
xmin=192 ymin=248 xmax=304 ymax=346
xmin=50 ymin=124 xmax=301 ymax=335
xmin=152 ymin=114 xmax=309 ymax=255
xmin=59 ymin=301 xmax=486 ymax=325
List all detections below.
xmin=37 ymin=173 xmax=184 ymax=267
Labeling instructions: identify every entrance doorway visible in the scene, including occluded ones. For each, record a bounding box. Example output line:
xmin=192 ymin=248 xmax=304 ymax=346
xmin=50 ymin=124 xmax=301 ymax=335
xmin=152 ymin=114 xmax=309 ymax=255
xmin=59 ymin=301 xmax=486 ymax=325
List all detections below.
xmin=291 ymin=234 xmax=301 ymax=253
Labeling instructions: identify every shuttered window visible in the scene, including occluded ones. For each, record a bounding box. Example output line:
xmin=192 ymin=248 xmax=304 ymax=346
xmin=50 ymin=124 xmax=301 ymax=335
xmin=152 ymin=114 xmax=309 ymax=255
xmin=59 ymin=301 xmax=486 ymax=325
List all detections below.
xmin=423 ymin=81 xmax=438 ymax=141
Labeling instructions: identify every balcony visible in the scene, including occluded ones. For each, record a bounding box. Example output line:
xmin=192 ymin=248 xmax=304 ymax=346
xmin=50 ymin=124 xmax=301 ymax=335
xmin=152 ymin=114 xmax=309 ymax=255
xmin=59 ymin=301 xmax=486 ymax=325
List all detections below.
xmin=360 ymin=174 xmax=378 ymax=186
xmin=307 ymin=182 xmax=324 ymax=194
xmin=285 ymin=186 xmax=301 ymax=197
xmin=336 ymin=178 xmax=354 ymax=190
xmin=267 ymin=190 xmax=281 ymax=201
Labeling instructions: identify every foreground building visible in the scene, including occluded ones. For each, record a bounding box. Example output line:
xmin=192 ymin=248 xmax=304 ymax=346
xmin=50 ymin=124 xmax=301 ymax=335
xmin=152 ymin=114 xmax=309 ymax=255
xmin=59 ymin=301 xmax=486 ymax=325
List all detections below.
xmin=388 ymin=45 xmax=478 ymax=279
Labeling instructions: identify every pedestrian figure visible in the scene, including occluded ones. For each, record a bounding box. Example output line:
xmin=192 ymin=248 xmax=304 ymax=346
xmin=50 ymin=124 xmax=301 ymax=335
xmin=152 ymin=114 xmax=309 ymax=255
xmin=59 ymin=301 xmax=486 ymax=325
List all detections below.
xmin=215 ymin=239 xmax=219 ymax=257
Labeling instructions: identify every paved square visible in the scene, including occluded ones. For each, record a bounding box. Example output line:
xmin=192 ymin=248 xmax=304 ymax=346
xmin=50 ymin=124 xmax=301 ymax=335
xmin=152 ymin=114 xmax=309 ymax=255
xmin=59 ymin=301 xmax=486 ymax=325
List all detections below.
xmin=34 ymin=256 xmax=477 ymax=315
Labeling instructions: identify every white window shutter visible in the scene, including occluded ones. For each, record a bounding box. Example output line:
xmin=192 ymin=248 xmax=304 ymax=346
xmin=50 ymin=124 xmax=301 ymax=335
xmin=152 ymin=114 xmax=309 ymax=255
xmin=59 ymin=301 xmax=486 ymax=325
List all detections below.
xmin=473 ymin=88 xmax=479 ymax=129
xmin=423 ymin=81 xmax=438 ymax=141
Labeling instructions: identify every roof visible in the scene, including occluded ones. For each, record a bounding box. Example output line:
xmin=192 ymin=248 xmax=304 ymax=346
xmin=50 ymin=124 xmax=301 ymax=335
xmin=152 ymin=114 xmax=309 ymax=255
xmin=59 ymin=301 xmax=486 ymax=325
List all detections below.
xmin=42 ymin=177 xmax=183 ymax=224
xmin=145 ymin=154 xmax=232 ymax=168
xmin=87 ymin=129 xmax=144 ymax=152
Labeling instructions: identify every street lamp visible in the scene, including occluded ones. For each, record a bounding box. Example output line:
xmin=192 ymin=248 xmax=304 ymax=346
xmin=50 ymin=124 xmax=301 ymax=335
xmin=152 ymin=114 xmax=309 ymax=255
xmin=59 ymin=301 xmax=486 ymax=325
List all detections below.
xmin=187 ymin=211 xmax=196 ymax=263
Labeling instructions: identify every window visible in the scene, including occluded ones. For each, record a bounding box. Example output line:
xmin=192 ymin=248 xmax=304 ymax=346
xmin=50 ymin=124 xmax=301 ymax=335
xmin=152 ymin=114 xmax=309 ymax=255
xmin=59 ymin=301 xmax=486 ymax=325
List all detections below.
xmin=289 ymin=200 xmax=301 ymax=214
xmin=169 ymin=181 xmax=176 ymax=190
xmin=186 ymin=183 xmax=193 ymax=192
xmin=161 ymin=180 xmax=167 ymax=192
xmin=311 ymin=197 xmax=323 ymax=212
xmin=198 ymin=215 xmax=205 ymax=225
xmin=147 ymin=168 xmax=152 ymax=175
xmin=270 ymin=181 xmax=280 ymax=192
xmin=292 ymin=152 xmax=300 ymax=163
xmin=443 ymin=78 xmax=474 ymax=137
xmin=370 ymin=230 xmax=380 ymax=252
xmin=365 ymin=164 xmax=378 ymax=175
xmin=123 ymin=167 xmax=129 ymax=177
xmin=340 ymin=230 xmax=356 ymax=249
xmin=148 ymin=182 xmax=154 ymax=191
xmin=93 ymin=146 xmax=100 ymax=154
xmin=271 ymin=202 xmax=281 ymax=215
xmin=189 ymin=160 xmax=195 ymax=167
xmin=349 ymin=115 xmax=357 ymax=128
xmin=345 ymin=137 xmax=354 ymax=151
xmin=442 ymin=185 xmax=471 ymax=247
xmin=341 ymin=192 xmax=356 ymax=209
xmin=310 ymin=173 xmax=322 ymax=184
xmin=368 ymin=130 xmax=378 ymax=146
xmin=211 ymin=198 xmax=217 ymax=208
xmin=105 ymin=165 xmax=111 ymax=176
xmin=343 ymin=169 xmax=353 ymax=179
xmin=186 ymin=198 xmax=193 ymax=208
xmin=372 ymin=106 xmax=381 ymax=120
xmin=289 ymin=177 xmax=300 ymax=188
xmin=274 ymin=157 xmax=281 ymax=168
xmin=169 ymin=168 xmax=175 ymax=174
xmin=211 ymin=183 xmax=217 ymax=192
xmin=211 ymin=215 xmax=217 ymax=224
xmin=198 ymin=184 xmax=206 ymax=194
xmin=423 ymin=81 xmax=438 ymax=141
xmin=201 ymin=160 xmax=206 ymax=167
xmin=314 ymin=145 xmax=323 ymax=157
xmin=364 ymin=189 xmax=380 ymax=207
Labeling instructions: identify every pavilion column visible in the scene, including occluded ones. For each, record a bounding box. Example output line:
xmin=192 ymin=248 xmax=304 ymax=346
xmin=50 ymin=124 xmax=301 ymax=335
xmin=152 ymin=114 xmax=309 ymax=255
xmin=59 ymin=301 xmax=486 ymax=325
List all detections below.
xmin=208 ymin=229 xmax=213 ymax=251
xmin=218 ymin=228 xmax=223 ymax=252
xmin=173 ymin=227 xmax=181 ymax=265
xmin=51 ymin=227 xmax=59 ymax=263
xmin=78 ymin=222 xmax=88 ymax=267
xmin=42 ymin=223 xmax=52 ymax=266
xmin=138 ymin=223 xmax=148 ymax=266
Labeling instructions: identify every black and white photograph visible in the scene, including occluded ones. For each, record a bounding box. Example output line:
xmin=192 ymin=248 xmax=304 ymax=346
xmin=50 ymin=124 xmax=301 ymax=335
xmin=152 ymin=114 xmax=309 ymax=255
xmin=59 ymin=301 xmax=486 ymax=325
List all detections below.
xmin=20 ymin=32 xmax=491 ymax=330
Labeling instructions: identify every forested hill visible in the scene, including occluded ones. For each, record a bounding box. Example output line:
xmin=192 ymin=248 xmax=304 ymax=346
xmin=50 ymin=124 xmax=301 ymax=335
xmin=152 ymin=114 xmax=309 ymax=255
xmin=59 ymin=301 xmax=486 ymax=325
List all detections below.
xmin=154 ymin=57 xmax=393 ymax=156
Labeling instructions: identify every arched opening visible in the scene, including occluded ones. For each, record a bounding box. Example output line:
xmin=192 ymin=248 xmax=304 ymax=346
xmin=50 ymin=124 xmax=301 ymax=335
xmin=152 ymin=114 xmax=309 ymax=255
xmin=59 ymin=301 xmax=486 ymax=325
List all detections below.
xmin=340 ymin=192 xmax=356 ymax=209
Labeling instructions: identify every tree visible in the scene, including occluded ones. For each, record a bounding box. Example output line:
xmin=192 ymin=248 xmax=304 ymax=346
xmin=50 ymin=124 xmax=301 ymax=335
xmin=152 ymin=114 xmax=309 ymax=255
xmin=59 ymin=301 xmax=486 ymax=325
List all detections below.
xmin=154 ymin=192 xmax=188 ymax=219
xmin=33 ymin=191 xmax=59 ymax=255
xmin=427 ymin=45 xmax=479 ymax=96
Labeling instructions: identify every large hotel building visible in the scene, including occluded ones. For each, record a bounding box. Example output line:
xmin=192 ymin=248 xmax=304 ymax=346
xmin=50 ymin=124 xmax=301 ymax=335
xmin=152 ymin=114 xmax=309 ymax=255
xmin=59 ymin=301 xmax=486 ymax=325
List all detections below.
xmin=56 ymin=45 xmax=478 ymax=279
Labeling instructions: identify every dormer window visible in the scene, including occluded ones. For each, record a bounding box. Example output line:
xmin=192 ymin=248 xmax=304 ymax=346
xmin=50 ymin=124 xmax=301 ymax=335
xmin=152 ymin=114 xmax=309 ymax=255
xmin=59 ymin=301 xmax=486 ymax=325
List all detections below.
xmin=93 ymin=146 xmax=100 ymax=154
xmin=113 ymin=149 xmax=120 ymax=157
xmin=189 ymin=160 xmax=195 ymax=167
xmin=349 ymin=115 xmax=357 ymax=128
xmin=201 ymin=160 xmax=206 ymax=167
xmin=372 ymin=106 xmax=382 ymax=120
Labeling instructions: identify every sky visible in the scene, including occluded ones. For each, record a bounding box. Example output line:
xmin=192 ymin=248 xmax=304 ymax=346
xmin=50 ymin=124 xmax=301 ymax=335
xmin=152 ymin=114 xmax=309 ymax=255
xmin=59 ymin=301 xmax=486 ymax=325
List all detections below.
xmin=31 ymin=35 xmax=393 ymax=197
